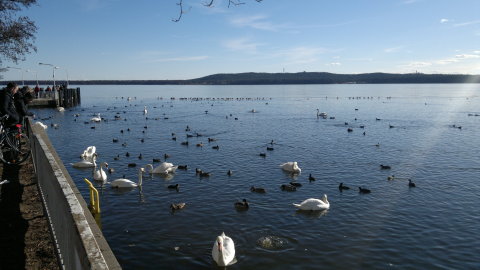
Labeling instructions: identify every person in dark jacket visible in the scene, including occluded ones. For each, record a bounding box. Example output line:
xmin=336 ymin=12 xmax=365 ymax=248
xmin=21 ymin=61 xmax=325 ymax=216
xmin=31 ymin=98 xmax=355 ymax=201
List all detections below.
xmin=0 ymin=82 xmax=20 ymax=125
xmin=14 ymin=86 xmax=35 ymax=122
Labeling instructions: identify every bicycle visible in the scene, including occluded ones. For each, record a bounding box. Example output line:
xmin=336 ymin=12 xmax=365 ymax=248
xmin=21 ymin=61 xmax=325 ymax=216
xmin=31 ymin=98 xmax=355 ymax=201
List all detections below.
xmin=0 ymin=115 xmax=31 ymax=165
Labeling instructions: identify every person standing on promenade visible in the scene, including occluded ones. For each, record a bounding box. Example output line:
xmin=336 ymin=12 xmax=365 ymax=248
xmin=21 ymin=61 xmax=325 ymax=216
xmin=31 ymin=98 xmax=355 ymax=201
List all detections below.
xmin=0 ymin=82 xmax=20 ymax=126
xmin=14 ymin=86 xmax=35 ymax=124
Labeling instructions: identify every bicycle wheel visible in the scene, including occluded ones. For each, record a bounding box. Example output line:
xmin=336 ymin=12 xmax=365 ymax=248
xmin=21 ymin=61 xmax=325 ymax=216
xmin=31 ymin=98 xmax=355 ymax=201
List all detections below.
xmin=0 ymin=131 xmax=31 ymax=165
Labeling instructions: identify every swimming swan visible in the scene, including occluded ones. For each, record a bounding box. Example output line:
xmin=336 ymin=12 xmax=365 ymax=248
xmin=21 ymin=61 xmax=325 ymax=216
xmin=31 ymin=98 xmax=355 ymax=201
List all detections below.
xmin=293 ymin=194 xmax=330 ymax=211
xmin=280 ymin=162 xmax=301 ymax=173
xmin=145 ymin=162 xmax=178 ymax=174
xmin=143 ymin=106 xmax=147 ymax=115
xmin=111 ymin=168 xmax=144 ymax=188
xmin=212 ymin=232 xmax=236 ymax=267
xmin=91 ymin=113 xmax=101 ymax=122
xmin=72 ymin=154 xmax=97 ymax=168
xmin=93 ymin=162 xmax=108 ymax=183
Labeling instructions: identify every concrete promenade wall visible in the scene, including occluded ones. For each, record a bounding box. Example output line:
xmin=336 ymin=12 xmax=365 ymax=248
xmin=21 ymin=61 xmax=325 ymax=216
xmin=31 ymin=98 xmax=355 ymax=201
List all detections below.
xmin=28 ymin=121 xmax=121 ymax=270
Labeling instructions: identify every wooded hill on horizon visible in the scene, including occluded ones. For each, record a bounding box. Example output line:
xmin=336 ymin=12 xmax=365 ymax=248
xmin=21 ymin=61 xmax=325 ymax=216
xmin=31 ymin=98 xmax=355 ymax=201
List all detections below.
xmin=3 ymin=72 xmax=480 ymax=86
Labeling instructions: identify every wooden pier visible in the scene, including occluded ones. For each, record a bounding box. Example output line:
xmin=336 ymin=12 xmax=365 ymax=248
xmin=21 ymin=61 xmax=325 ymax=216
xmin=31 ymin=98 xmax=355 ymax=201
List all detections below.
xmin=29 ymin=87 xmax=81 ymax=108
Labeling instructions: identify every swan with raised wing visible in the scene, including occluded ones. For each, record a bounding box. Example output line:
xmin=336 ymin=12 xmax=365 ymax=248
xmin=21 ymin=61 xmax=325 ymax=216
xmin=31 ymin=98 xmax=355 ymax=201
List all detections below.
xmin=93 ymin=162 xmax=108 ymax=183
xmin=293 ymin=194 xmax=330 ymax=211
xmin=280 ymin=162 xmax=301 ymax=173
xmin=111 ymin=167 xmax=144 ymax=188
xmin=145 ymin=162 xmax=178 ymax=175
xmin=80 ymin=146 xmax=96 ymax=161
xmin=212 ymin=232 xmax=236 ymax=267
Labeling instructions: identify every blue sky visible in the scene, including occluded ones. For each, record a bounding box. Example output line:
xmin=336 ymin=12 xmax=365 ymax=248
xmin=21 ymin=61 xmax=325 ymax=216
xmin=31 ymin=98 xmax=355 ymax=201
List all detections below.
xmin=2 ymin=0 xmax=480 ymax=81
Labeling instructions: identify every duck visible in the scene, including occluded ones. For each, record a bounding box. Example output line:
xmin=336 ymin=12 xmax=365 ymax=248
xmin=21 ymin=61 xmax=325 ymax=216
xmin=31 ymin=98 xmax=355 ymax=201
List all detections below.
xmin=387 ymin=175 xmax=395 ymax=180
xmin=212 ymin=145 xmax=220 ymax=150
xmin=281 ymin=162 xmax=301 ymax=173
xmin=152 ymin=158 xmax=161 ymax=163
xmin=358 ymin=187 xmax=371 ymax=194
xmin=111 ymin=168 xmax=144 ymax=188
xmin=127 ymin=163 xmax=136 ymax=167
xmin=280 ymin=184 xmax=297 ymax=191
xmin=338 ymin=182 xmax=350 ymax=190
xmin=289 ymin=181 xmax=302 ymax=187
xmin=195 ymin=168 xmax=202 ymax=174
xmin=250 ymin=186 xmax=266 ymax=193
xmin=93 ymin=162 xmax=108 ymax=183
xmin=293 ymin=194 xmax=330 ymax=211
xmin=308 ymin=174 xmax=316 ymax=181
xmin=408 ymin=179 xmax=416 ymax=187
xmin=266 ymin=147 xmax=274 ymax=151
xmin=170 ymin=202 xmax=186 ymax=211
xmin=167 ymin=184 xmax=180 ymax=191
xmin=259 ymin=153 xmax=267 ymax=157
xmin=234 ymin=199 xmax=249 ymax=210
xmin=380 ymin=164 xmax=391 ymax=170
xmin=227 ymin=170 xmax=233 ymax=176
xmin=145 ymin=162 xmax=178 ymax=174
xmin=178 ymin=165 xmax=188 ymax=170
xmin=212 ymin=232 xmax=236 ymax=267
xmin=199 ymin=171 xmax=211 ymax=177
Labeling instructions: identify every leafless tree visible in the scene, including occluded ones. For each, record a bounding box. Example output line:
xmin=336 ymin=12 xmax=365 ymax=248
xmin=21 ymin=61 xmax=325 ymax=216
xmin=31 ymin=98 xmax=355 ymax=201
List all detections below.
xmin=173 ymin=0 xmax=263 ymax=22
xmin=0 ymin=0 xmax=37 ymax=66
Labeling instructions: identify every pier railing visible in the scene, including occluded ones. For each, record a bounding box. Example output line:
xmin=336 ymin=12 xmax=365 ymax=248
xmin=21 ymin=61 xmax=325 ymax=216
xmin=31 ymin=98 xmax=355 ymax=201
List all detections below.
xmin=28 ymin=119 xmax=121 ymax=270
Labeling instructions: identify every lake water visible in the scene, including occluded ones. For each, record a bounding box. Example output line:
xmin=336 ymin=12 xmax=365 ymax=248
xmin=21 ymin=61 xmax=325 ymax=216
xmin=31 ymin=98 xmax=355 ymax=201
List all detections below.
xmin=33 ymin=84 xmax=480 ymax=269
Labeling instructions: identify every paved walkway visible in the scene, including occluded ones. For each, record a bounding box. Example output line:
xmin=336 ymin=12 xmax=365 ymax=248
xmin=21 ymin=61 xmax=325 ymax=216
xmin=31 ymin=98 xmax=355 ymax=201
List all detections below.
xmin=0 ymin=158 xmax=59 ymax=269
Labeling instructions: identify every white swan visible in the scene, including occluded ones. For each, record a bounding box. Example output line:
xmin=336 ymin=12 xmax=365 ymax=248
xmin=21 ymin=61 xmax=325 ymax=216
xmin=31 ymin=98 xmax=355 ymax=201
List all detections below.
xmin=91 ymin=113 xmax=101 ymax=122
xmin=111 ymin=168 xmax=144 ymax=188
xmin=34 ymin=121 xmax=48 ymax=130
xmin=212 ymin=232 xmax=236 ymax=267
xmin=280 ymin=162 xmax=301 ymax=173
xmin=57 ymin=106 xmax=65 ymax=112
xmin=72 ymin=155 xmax=97 ymax=168
xmin=93 ymin=162 xmax=108 ymax=183
xmin=316 ymin=109 xmax=327 ymax=118
xmin=145 ymin=162 xmax=178 ymax=174
xmin=80 ymin=146 xmax=96 ymax=161
xmin=293 ymin=194 xmax=330 ymax=211
xmin=143 ymin=106 xmax=147 ymax=115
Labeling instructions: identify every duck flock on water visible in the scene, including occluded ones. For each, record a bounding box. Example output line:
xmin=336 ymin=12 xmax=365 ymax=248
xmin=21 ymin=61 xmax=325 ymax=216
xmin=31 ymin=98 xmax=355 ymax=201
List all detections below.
xmin=36 ymin=95 xmax=434 ymax=267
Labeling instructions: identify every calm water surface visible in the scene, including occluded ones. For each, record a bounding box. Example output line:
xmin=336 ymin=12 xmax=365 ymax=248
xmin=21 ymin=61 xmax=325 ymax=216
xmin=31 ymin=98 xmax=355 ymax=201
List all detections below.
xmin=34 ymin=84 xmax=480 ymax=269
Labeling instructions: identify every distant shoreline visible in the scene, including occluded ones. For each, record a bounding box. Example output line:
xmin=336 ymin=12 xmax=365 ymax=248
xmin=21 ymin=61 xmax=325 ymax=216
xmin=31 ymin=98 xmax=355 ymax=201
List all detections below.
xmin=2 ymin=72 xmax=480 ymax=85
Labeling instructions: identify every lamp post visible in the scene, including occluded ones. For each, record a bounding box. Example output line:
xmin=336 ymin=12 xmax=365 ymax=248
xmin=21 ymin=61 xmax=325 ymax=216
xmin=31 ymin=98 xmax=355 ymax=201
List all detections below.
xmin=26 ymin=69 xmax=39 ymax=86
xmin=39 ymin=62 xmax=60 ymax=89
xmin=6 ymin=66 xmax=24 ymax=86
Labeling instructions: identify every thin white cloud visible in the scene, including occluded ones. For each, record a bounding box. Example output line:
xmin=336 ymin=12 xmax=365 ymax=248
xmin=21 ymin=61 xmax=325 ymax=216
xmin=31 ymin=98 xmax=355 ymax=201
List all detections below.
xmin=230 ymin=15 xmax=289 ymax=31
xmin=440 ymin=18 xmax=449 ymax=23
xmin=455 ymin=54 xmax=480 ymax=59
xmin=223 ymin=37 xmax=264 ymax=54
xmin=401 ymin=51 xmax=480 ymax=72
xmin=454 ymin=20 xmax=480 ymax=27
xmin=327 ymin=62 xmax=342 ymax=66
xmin=384 ymin=46 xmax=403 ymax=53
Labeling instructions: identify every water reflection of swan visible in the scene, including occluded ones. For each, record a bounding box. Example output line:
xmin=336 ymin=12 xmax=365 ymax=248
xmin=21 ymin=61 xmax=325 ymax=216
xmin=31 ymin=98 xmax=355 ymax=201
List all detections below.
xmin=293 ymin=194 xmax=330 ymax=211
xmin=145 ymin=162 xmax=178 ymax=174
xmin=280 ymin=162 xmax=301 ymax=174
xmin=212 ymin=232 xmax=236 ymax=267
xmin=93 ymin=162 xmax=108 ymax=183
xmin=111 ymin=168 xmax=144 ymax=188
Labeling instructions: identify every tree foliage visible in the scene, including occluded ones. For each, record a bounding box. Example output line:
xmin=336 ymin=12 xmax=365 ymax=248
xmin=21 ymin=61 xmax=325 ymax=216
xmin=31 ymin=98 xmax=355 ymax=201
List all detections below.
xmin=0 ymin=0 xmax=37 ymax=66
